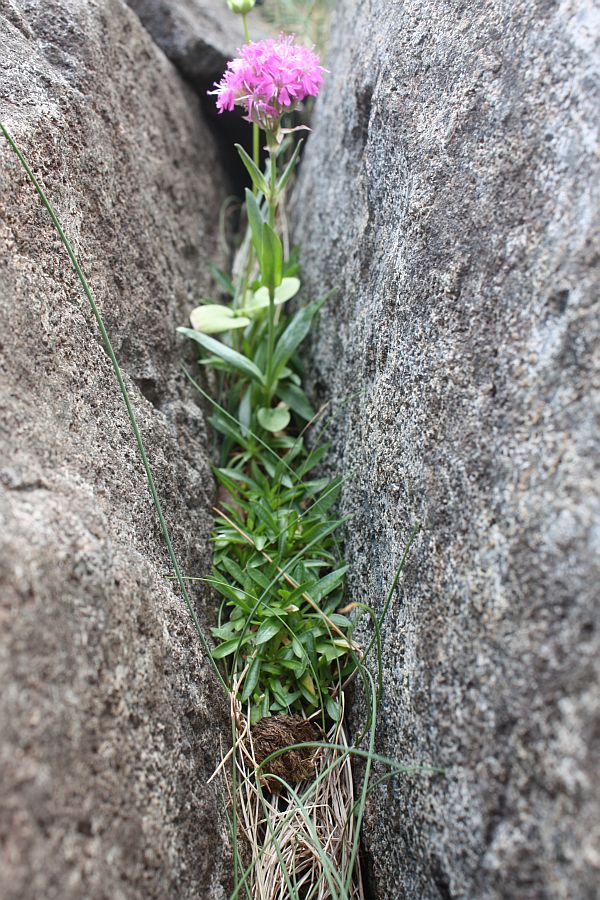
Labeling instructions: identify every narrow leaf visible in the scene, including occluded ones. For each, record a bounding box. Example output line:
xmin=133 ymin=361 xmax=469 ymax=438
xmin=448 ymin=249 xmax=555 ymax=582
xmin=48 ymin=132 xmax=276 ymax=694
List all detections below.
xmin=271 ymin=295 xmax=328 ymax=380
xmin=245 ymin=188 xmax=264 ymax=259
xmin=209 ymin=262 xmax=235 ymax=297
xmin=212 ymin=637 xmax=247 ymax=659
xmin=275 ymin=381 xmax=315 ymax=420
xmin=178 ymin=327 xmax=265 ymax=384
xmin=240 ymin=656 xmax=261 ymax=702
xmin=325 ymin=694 xmax=341 ymax=721
xmin=236 ymin=144 xmax=268 ymax=195
xmin=238 ymin=386 xmax=251 ymax=437
xmin=260 ymin=222 xmax=283 ymax=293
xmin=255 ymin=618 xmax=281 ymax=645
xmin=311 ymin=565 xmax=349 ymax=602
xmin=276 ymin=138 xmax=304 ymax=195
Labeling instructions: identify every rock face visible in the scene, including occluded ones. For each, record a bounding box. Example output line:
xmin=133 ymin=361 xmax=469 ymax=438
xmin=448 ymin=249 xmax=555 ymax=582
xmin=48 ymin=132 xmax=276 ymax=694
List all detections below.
xmin=0 ymin=1 xmax=230 ymax=897
xmin=125 ymin=0 xmax=245 ymax=89
xmin=293 ymin=1 xmax=600 ymax=897
xmin=124 ymin=0 xmax=268 ymax=194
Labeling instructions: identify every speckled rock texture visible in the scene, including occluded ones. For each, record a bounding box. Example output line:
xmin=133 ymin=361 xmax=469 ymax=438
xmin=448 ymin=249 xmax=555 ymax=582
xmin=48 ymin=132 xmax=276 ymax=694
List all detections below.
xmin=292 ymin=1 xmax=600 ymax=897
xmin=124 ymin=0 xmax=251 ymax=88
xmin=0 ymin=1 xmax=230 ymax=897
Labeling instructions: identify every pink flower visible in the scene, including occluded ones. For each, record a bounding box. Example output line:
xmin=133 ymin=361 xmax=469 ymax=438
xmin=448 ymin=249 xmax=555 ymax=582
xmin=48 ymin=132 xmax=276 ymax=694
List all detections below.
xmin=210 ymin=35 xmax=325 ymax=130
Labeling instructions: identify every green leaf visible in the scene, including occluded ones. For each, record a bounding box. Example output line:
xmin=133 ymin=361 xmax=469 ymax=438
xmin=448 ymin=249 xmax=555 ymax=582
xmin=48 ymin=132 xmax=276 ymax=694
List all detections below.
xmin=209 ymin=262 xmax=235 ymax=297
xmin=211 ymin=622 xmax=237 ymax=640
xmin=215 ymin=467 xmax=258 ymax=491
xmin=299 ymin=672 xmax=317 ymax=701
xmin=276 ymin=139 xmax=304 ymax=195
xmin=212 ymin=636 xmax=248 ymax=659
xmin=242 ymin=277 xmax=301 ymax=315
xmin=328 ymin=613 xmax=353 ymax=629
xmin=296 ymin=442 xmax=332 ymax=478
xmin=238 ymin=387 xmax=251 ymax=437
xmin=178 ymin=327 xmax=265 ymax=384
xmin=220 ymin=556 xmax=249 ymax=589
xmin=259 ymin=689 xmax=270 ymax=720
xmin=283 ymin=244 xmax=300 ymax=277
xmin=257 ymin=404 xmax=291 ymax=433
xmin=325 ymin=694 xmax=341 ymax=722
xmin=245 ymin=567 xmax=272 ymax=592
xmin=240 ymin=656 xmax=261 ymax=702
xmin=245 ymin=188 xmax=265 ymax=258
xmin=260 ymin=222 xmax=283 ymax=293
xmin=205 ymin=575 xmax=247 ymax=605
xmin=269 ymin=678 xmax=289 ymax=707
xmin=316 ymin=642 xmax=347 ymax=662
xmin=313 ymin=475 xmax=343 ymax=515
xmin=209 ymin=412 xmax=250 ymax=449
xmin=311 ymin=565 xmax=349 ymax=602
xmin=255 ymin=618 xmax=281 ymax=645
xmin=190 ymin=304 xmax=250 ymax=334
xmin=279 ymin=657 xmax=306 ymax=676
xmin=236 ymin=144 xmax=269 ymax=195
xmin=275 ymin=381 xmax=315 ymax=420
xmin=271 ymin=295 xmax=328 ymax=381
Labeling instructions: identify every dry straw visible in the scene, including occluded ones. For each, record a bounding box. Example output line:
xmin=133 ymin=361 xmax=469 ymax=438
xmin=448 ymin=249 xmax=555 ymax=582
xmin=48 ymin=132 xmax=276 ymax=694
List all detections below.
xmin=215 ymin=682 xmax=364 ymax=900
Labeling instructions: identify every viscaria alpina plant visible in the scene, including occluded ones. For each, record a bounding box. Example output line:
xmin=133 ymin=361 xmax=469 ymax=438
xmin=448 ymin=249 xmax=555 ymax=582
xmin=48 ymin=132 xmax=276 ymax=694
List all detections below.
xmin=177 ymin=5 xmax=418 ymax=899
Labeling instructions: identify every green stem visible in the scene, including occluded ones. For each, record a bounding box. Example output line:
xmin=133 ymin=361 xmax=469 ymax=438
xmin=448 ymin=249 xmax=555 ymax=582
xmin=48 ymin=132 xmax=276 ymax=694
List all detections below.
xmin=266 ymin=284 xmax=276 ymax=401
xmin=242 ymin=12 xmax=250 ymax=42
xmin=268 ymin=148 xmax=277 ymax=228
xmin=252 ymin=124 xmax=260 ymax=181
xmin=0 ymin=122 xmax=228 ymax=695
xmin=265 ymin=148 xmax=279 ymax=398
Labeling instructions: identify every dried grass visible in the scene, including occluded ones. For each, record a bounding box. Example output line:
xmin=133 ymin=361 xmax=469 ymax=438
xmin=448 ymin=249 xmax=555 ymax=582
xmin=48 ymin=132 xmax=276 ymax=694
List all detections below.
xmin=213 ymin=686 xmax=364 ymax=900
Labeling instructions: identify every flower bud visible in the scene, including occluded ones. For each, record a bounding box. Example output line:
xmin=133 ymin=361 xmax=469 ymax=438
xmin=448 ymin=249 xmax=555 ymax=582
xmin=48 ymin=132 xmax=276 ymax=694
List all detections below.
xmin=227 ymin=0 xmax=255 ymax=13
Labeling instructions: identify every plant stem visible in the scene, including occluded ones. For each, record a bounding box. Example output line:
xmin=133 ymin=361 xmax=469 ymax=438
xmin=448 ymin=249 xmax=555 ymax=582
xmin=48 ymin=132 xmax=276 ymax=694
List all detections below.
xmin=265 ymin=148 xmax=278 ymax=398
xmin=252 ymin=124 xmax=260 ymax=174
xmin=266 ymin=285 xmax=276 ymax=401
xmin=268 ymin=149 xmax=277 ymax=228
xmin=242 ymin=12 xmax=250 ymax=42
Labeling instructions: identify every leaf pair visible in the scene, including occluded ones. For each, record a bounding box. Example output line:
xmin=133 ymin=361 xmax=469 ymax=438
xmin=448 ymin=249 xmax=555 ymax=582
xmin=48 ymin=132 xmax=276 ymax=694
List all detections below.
xmin=188 ymin=278 xmax=300 ymax=335
xmin=235 ymin=139 xmax=303 ymax=202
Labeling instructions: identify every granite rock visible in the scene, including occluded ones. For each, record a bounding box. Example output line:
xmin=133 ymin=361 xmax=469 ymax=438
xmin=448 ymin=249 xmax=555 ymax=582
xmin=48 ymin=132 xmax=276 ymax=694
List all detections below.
xmin=0 ymin=1 xmax=230 ymax=896
xmin=292 ymin=1 xmax=600 ymax=897
xmin=125 ymin=0 xmax=254 ymax=88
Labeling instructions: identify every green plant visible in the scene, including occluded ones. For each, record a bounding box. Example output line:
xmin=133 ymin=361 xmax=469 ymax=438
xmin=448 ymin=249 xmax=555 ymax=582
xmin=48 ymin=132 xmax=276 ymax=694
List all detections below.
xmin=178 ymin=28 xmax=361 ymax=732
xmin=177 ymin=12 xmax=423 ymax=899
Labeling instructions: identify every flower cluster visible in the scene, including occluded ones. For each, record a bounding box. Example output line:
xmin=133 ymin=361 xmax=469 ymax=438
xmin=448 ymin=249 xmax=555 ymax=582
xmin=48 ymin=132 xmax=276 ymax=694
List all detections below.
xmin=211 ymin=35 xmax=325 ymax=130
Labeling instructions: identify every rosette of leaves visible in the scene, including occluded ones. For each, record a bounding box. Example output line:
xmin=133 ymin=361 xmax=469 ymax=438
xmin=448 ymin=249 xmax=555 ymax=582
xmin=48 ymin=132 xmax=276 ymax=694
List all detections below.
xmin=209 ymin=454 xmax=355 ymax=725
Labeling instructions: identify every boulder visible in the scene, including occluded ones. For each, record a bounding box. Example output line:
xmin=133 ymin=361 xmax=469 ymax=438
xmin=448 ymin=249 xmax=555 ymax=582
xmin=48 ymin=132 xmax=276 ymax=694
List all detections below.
xmin=124 ymin=0 xmax=246 ymax=89
xmin=0 ymin=1 xmax=230 ymax=897
xmin=123 ymin=0 xmax=271 ymax=194
xmin=292 ymin=1 xmax=600 ymax=897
